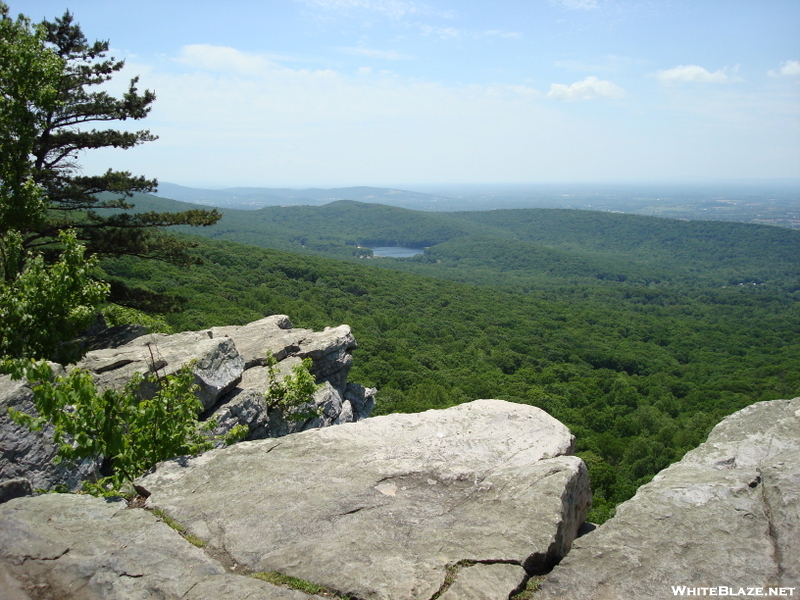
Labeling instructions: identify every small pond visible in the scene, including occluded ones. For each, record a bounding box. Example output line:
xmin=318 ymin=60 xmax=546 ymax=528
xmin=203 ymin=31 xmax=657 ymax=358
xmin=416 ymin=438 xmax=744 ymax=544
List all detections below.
xmin=371 ymin=247 xmax=425 ymax=258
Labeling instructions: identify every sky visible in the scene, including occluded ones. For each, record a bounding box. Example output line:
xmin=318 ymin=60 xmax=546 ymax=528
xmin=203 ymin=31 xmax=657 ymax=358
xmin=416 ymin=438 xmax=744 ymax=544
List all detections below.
xmin=17 ymin=0 xmax=800 ymax=188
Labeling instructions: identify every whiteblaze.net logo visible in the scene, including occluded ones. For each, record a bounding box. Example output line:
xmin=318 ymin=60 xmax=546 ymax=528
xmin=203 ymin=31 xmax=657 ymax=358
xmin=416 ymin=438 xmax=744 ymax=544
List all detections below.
xmin=671 ymin=587 xmax=796 ymax=597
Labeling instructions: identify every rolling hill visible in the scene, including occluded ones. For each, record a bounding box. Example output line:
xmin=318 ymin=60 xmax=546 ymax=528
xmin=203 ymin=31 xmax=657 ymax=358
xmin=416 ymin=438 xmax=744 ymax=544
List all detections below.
xmin=116 ymin=192 xmax=800 ymax=293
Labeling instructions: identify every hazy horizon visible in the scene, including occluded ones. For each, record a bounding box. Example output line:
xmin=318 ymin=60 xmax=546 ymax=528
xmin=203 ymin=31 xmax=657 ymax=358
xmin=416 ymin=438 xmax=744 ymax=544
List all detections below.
xmin=160 ymin=178 xmax=800 ymax=191
xmin=18 ymin=0 xmax=800 ymax=188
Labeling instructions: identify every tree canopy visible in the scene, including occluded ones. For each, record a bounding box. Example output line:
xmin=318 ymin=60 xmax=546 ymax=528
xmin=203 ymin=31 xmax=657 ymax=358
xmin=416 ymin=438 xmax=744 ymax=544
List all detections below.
xmin=0 ymin=3 xmax=60 ymax=278
xmin=1 ymin=4 xmax=108 ymax=359
xmin=0 ymin=4 xmax=222 ymax=357
xmin=25 ymin=9 xmax=221 ymax=271
xmin=1 ymin=4 xmax=222 ymax=316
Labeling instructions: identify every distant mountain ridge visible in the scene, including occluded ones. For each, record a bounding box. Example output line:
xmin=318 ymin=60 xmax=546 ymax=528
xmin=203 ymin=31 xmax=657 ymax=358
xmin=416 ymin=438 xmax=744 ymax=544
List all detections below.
xmin=117 ymin=192 xmax=800 ymax=293
xmin=156 ymin=182 xmax=455 ymax=211
xmin=155 ymin=180 xmax=800 ymax=227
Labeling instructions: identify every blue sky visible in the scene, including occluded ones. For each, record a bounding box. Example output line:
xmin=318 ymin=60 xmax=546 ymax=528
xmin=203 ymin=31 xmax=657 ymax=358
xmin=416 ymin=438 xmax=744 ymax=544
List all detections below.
xmin=18 ymin=0 xmax=800 ymax=187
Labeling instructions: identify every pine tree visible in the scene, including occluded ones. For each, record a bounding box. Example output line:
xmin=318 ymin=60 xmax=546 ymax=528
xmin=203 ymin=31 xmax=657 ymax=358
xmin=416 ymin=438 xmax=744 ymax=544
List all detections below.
xmin=25 ymin=10 xmax=221 ymax=287
xmin=0 ymin=3 xmax=60 ymax=280
xmin=1 ymin=4 xmax=108 ymax=358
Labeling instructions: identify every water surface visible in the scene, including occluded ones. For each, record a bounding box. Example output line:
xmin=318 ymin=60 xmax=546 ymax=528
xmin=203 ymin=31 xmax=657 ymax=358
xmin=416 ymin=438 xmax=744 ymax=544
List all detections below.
xmin=371 ymin=246 xmax=425 ymax=258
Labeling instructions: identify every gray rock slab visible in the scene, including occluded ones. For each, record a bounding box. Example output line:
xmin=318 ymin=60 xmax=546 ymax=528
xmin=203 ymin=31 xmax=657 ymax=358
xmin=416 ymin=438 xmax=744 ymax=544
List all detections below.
xmin=139 ymin=399 xmax=590 ymax=600
xmin=295 ymin=325 xmax=356 ymax=389
xmin=0 ymin=477 xmax=33 ymax=504
xmin=78 ymin=333 xmax=244 ymax=410
xmin=210 ymin=315 xmax=302 ymax=368
xmin=537 ymin=396 xmax=800 ymax=600
xmin=0 ymin=560 xmax=32 ymax=600
xmin=209 ymin=363 xmax=348 ymax=442
xmin=238 ymin=356 xmax=304 ymax=390
xmin=205 ymin=389 xmax=271 ymax=446
xmin=207 ymin=318 xmax=355 ymax=388
xmin=0 ymin=493 xmax=325 ymax=600
xmin=0 ymin=374 xmax=99 ymax=491
xmin=438 ymin=563 xmax=528 ymax=600
xmin=183 ymin=577 xmax=328 ymax=600
xmin=345 ymin=382 xmax=376 ymax=422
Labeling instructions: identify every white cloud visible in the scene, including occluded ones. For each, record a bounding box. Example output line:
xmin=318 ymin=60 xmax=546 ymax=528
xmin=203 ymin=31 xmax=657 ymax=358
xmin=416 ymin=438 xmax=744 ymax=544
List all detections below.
xmin=547 ymin=76 xmax=624 ymax=101
xmin=96 ymin=52 xmax=574 ymax=186
xmin=341 ymin=47 xmax=413 ymax=60
xmin=176 ymin=45 xmax=273 ymax=76
xmin=92 ymin=45 xmax=799 ymax=187
xmin=357 ymin=66 xmax=372 ymax=75
xmin=768 ymin=60 xmax=800 ymax=77
xmin=419 ymin=24 xmax=461 ymax=38
xmin=552 ymin=0 xmax=599 ymax=10
xmin=298 ymin=0 xmax=422 ymax=18
xmin=656 ymin=65 xmax=734 ymax=84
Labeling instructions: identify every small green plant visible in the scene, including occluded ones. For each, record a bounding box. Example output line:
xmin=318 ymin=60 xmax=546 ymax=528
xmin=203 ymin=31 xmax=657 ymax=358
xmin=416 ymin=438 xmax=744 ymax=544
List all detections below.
xmin=223 ymin=423 xmax=249 ymax=445
xmin=2 ymin=357 xmax=212 ymax=495
xmin=430 ymin=560 xmax=477 ymax=599
xmin=264 ymin=353 xmax=320 ymax=420
xmin=252 ymin=572 xmax=326 ymax=595
xmin=510 ymin=575 xmax=545 ymax=599
xmin=0 ymin=230 xmax=109 ymax=362
xmin=151 ymin=508 xmax=207 ymax=548
xmin=251 ymin=572 xmax=353 ymax=598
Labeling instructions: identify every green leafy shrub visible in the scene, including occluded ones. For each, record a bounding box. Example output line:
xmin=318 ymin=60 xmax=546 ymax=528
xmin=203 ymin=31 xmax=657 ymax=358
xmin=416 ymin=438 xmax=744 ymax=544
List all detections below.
xmin=0 ymin=230 xmax=109 ymax=362
xmin=264 ymin=353 xmax=320 ymax=420
xmin=101 ymin=303 xmax=173 ymax=334
xmin=3 ymin=357 xmax=211 ymax=495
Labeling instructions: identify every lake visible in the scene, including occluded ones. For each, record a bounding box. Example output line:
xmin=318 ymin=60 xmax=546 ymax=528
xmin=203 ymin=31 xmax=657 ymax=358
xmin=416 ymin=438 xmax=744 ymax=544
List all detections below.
xmin=371 ymin=246 xmax=425 ymax=258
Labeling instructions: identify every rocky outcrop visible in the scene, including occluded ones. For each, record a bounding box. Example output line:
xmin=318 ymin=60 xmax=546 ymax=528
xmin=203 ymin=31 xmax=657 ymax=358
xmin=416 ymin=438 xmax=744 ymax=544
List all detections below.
xmin=79 ymin=333 xmax=245 ymax=410
xmin=0 ymin=399 xmax=589 ymax=600
xmin=4 ymin=358 xmax=798 ymax=600
xmin=137 ymin=400 xmax=590 ymax=600
xmin=537 ymin=396 xmax=800 ymax=599
xmin=0 ymin=316 xmax=374 ymax=494
xmin=0 ymin=493 xmax=329 ymax=600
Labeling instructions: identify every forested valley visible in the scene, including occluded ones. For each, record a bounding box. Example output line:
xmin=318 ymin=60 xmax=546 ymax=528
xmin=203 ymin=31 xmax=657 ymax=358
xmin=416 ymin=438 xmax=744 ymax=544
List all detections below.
xmin=100 ymin=196 xmax=800 ymax=522
xmin=3 ymin=2 xmax=795 ymax=525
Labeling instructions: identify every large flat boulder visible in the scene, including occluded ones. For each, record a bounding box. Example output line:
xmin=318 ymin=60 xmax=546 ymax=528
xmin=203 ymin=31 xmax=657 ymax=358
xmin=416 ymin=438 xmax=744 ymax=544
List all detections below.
xmin=0 ymin=493 xmax=326 ymax=600
xmin=138 ymin=399 xmax=591 ymax=600
xmin=537 ymin=396 xmax=800 ymax=600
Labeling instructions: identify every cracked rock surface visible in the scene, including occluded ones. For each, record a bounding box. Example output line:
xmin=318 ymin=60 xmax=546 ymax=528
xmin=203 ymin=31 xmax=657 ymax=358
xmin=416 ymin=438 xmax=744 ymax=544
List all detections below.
xmin=537 ymin=396 xmax=800 ymax=600
xmin=438 ymin=563 xmax=528 ymax=600
xmin=0 ymin=493 xmax=326 ymax=600
xmin=138 ymin=399 xmax=590 ymax=600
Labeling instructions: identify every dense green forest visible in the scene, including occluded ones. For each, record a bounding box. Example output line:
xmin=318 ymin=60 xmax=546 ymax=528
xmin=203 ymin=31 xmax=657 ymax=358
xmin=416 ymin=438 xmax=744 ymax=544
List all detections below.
xmin=106 ymin=194 xmax=800 ymax=287
xmin=99 ymin=201 xmax=800 ymax=521
xmin=10 ymin=3 xmax=795 ymax=525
